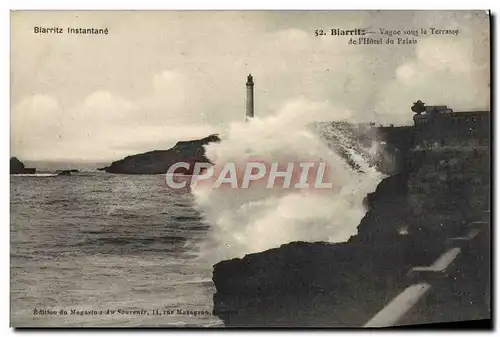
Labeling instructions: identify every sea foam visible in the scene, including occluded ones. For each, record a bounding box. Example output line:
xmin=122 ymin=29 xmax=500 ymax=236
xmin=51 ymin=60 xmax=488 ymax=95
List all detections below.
xmin=192 ymin=101 xmax=384 ymax=262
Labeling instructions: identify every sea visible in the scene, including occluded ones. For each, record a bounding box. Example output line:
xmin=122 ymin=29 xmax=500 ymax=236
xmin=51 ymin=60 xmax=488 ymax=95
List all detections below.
xmin=10 ymin=172 xmax=222 ymax=327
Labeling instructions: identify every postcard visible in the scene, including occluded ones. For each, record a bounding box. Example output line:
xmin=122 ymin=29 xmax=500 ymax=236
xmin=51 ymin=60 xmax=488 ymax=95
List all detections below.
xmin=10 ymin=10 xmax=491 ymax=328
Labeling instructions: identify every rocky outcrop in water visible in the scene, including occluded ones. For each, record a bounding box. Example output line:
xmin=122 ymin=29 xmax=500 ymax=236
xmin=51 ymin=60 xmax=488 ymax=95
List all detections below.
xmin=102 ymin=134 xmax=220 ymax=174
xmin=10 ymin=157 xmax=36 ymax=174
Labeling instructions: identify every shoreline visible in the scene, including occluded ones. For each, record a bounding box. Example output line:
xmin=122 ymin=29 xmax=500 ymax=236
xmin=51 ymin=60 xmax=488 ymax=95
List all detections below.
xmin=211 ymin=140 xmax=490 ymax=326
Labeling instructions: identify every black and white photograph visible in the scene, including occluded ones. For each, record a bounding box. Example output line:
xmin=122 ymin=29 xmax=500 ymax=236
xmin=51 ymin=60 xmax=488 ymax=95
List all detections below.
xmin=9 ymin=10 xmax=491 ymax=328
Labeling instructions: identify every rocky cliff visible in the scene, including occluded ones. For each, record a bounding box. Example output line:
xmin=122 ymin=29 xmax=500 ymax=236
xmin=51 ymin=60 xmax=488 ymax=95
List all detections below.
xmin=212 ymin=144 xmax=490 ymax=327
xmin=102 ymin=134 xmax=220 ymax=174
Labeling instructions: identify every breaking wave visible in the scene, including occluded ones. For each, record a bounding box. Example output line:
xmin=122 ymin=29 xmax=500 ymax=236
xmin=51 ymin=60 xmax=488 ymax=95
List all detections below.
xmin=192 ymin=101 xmax=385 ymax=262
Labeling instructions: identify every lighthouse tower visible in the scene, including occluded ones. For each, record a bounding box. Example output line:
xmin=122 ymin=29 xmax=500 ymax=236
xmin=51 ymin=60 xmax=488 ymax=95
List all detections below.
xmin=245 ymin=74 xmax=254 ymax=122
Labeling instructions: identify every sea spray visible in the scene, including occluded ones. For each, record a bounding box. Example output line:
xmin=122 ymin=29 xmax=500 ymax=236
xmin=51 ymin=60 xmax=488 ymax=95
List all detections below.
xmin=191 ymin=100 xmax=384 ymax=262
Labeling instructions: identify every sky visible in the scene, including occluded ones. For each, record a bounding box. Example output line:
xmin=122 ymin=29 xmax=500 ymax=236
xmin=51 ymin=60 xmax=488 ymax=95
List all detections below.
xmin=10 ymin=10 xmax=490 ymax=162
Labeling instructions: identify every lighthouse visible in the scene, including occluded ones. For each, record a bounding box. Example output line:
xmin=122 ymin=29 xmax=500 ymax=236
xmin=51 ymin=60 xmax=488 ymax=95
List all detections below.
xmin=245 ymin=74 xmax=254 ymax=122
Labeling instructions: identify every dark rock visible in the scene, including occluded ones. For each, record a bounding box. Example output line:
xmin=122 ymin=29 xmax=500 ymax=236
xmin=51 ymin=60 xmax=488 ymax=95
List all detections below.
xmin=104 ymin=134 xmax=220 ymax=174
xmin=212 ymin=141 xmax=491 ymax=327
xmin=212 ymin=172 xmax=423 ymax=327
xmin=56 ymin=170 xmax=72 ymax=176
xmin=10 ymin=157 xmax=36 ymax=174
xmin=10 ymin=157 xmax=25 ymax=174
